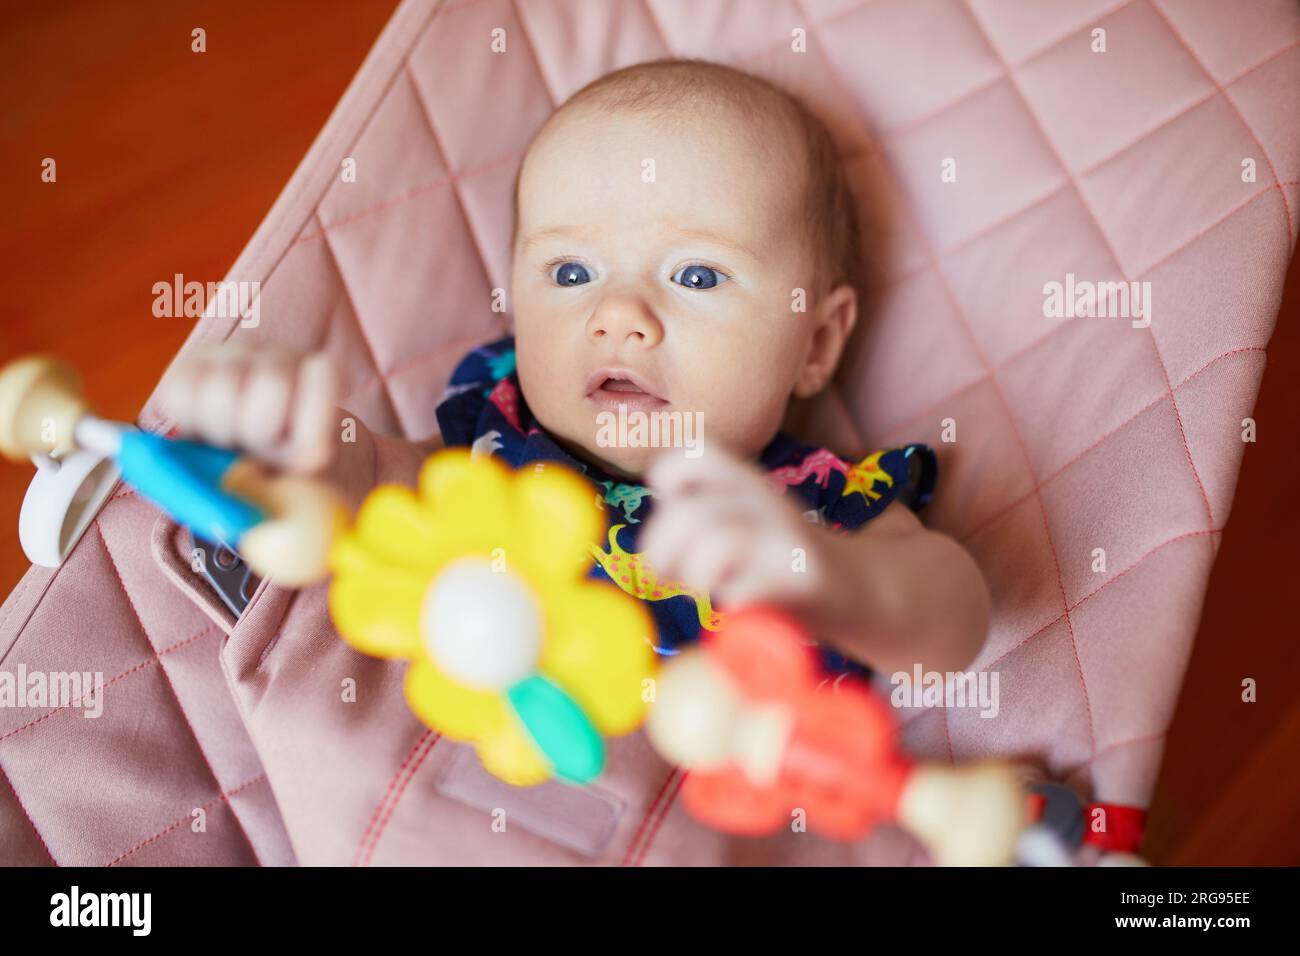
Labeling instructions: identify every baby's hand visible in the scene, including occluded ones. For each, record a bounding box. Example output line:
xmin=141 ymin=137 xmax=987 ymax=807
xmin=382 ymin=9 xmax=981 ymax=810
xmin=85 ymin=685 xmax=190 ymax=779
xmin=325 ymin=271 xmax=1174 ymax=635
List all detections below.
xmin=642 ymin=442 xmax=990 ymax=675
xmin=641 ymin=443 xmax=842 ymax=615
xmin=157 ymin=343 xmax=339 ymax=474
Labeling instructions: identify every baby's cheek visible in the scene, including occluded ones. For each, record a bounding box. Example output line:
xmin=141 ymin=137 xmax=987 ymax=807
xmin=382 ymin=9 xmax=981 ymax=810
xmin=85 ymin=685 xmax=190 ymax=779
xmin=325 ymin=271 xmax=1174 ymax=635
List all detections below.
xmin=513 ymin=351 xmax=566 ymax=434
xmin=515 ymin=350 xmax=550 ymax=395
xmin=692 ymin=380 xmax=789 ymax=461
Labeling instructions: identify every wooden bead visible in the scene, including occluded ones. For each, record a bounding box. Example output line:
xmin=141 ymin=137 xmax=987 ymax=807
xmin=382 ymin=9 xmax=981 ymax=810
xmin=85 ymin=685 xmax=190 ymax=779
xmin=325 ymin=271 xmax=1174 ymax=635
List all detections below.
xmin=220 ymin=458 xmax=349 ymax=586
xmin=896 ymin=761 xmax=1027 ymax=867
xmin=645 ymin=652 xmax=743 ymax=770
xmin=0 ymin=356 xmax=91 ymax=461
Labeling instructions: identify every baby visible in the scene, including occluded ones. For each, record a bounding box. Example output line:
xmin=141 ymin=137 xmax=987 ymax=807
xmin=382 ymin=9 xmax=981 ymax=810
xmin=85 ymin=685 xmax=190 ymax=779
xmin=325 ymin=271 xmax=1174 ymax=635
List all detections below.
xmin=162 ymin=59 xmax=990 ymax=679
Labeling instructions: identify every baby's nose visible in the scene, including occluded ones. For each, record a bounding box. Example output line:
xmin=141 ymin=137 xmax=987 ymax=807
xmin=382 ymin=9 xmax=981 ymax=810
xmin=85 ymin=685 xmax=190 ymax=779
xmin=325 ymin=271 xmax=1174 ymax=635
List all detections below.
xmin=586 ymin=293 xmax=663 ymax=349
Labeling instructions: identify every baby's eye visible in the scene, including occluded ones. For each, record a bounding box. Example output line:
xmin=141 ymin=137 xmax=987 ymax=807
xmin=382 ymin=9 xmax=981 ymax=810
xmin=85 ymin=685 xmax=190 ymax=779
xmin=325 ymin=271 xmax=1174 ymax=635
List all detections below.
xmin=671 ymin=264 xmax=728 ymax=290
xmin=551 ymin=261 xmax=593 ymax=286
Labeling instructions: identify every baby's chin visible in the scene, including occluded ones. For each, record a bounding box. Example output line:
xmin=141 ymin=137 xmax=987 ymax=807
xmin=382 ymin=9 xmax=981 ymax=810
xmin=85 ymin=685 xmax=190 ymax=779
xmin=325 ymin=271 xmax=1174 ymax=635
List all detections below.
xmin=551 ymin=432 xmax=656 ymax=482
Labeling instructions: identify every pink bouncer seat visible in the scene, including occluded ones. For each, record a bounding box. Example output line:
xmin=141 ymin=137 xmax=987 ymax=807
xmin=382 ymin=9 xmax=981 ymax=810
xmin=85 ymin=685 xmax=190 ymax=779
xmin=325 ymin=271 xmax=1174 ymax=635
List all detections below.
xmin=2 ymin=0 xmax=1297 ymax=865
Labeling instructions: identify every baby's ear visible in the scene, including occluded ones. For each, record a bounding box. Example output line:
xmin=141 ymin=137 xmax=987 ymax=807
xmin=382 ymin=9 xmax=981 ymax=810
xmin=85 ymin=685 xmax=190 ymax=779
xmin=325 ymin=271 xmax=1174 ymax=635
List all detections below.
xmin=793 ymin=283 xmax=857 ymax=398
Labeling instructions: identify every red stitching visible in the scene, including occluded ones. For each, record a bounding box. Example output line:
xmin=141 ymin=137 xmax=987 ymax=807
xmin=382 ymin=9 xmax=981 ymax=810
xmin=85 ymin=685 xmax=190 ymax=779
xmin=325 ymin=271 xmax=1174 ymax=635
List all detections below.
xmin=876 ymin=80 xmax=1295 ymax=436
xmin=974 ymin=526 xmax=1221 ymax=676
xmin=92 ymin=520 xmax=263 ymax=866
xmin=298 ymin=178 xmax=448 ymax=246
xmin=959 ymin=392 xmax=1168 ymax=543
xmin=352 ymin=728 xmax=435 ymax=866
xmin=932 ymin=530 xmax=1218 ymax=761
xmin=844 ymin=0 xmax=1143 ymax=141
xmin=1226 ymin=37 xmax=1300 ymax=86
xmin=1147 ymin=0 xmax=1295 ymax=240
xmin=1000 ymin=413 xmax=1096 ymax=749
xmin=291 ymin=149 xmax=524 ymax=248
xmin=1175 ymin=345 xmax=1269 ymax=389
xmin=507 ymin=0 xmax=560 ymax=109
xmin=1072 ymin=729 xmax=1168 ymax=772
xmin=1135 ymin=183 xmax=1289 ymax=278
xmin=1149 ymin=334 xmax=1217 ymax=525
xmin=105 ymin=772 xmax=268 ymax=867
xmin=977 ymin=611 xmax=1069 ymax=676
xmin=314 ymin=208 xmax=404 ymax=433
xmin=932 ymin=212 xmax=1098 ymax=746
xmin=405 ymin=59 xmax=507 ymax=294
xmin=1069 ymin=528 xmax=1220 ymax=610
xmin=0 ymin=623 xmax=220 ymax=744
xmin=620 ymin=766 xmax=678 ymax=866
xmin=1070 ymin=34 xmax=1300 ymax=182
xmin=958 ymin=344 xmax=1265 ymax=543
xmin=0 ymin=571 xmax=35 ymax=667
xmin=863 ymin=172 xmax=1289 ymax=447
xmin=0 ymin=759 xmax=58 ymax=865
xmin=359 ymin=731 xmax=440 ymax=866
xmin=938 ymin=181 xmax=1072 ymax=261
xmin=954 ymin=0 xmax=1215 ymax=537
xmin=971 ymin=0 xmax=1142 ymax=67
xmin=1076 ymin=87 xmax=1218 ymax=180
xmin=886 ymin=73 xmax=1007 ymax=142
xmin=631 ymin=770 xmax=688 ymax=867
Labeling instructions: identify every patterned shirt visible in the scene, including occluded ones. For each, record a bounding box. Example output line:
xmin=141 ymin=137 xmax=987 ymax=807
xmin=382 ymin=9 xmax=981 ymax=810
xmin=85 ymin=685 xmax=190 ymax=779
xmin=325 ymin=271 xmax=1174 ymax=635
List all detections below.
xmin=435 ymin=336 xmax=937 ymax=677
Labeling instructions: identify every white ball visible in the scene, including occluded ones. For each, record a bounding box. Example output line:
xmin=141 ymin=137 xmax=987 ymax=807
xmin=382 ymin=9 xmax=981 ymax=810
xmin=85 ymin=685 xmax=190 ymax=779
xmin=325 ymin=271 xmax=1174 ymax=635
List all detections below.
xmin=645 ymin=653 xmax=741 ymax=769
xmin=420 ymin=558 xmax=542 ymax=689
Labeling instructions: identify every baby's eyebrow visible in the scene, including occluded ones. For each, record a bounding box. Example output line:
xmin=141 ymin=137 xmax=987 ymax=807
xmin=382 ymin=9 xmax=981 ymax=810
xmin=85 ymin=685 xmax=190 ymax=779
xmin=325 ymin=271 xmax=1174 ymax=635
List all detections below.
xmin=520 ymin=224 xmax=761 ymax=262
xmin=519 ymin=226 xmax=581 ymax=249
xmin=671 ymin=227 xmax=762 ymax=263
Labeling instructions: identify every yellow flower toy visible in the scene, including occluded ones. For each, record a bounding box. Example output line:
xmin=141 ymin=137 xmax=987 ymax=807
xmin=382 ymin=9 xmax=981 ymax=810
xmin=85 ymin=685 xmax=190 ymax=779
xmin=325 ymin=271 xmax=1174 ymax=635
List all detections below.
xmin=327 ymin=449 xmax=655 ymax=787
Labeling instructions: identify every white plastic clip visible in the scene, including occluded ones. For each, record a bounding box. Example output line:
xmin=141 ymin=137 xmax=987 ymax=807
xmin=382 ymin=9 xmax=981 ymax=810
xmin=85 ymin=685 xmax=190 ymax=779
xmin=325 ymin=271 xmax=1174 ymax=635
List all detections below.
xmin=18 ymin=447 xmax=121 ymax=567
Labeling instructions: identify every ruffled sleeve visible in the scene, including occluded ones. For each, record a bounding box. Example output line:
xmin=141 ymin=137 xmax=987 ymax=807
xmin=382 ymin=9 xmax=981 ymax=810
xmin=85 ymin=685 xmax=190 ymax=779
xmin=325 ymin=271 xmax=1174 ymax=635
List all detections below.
xmin=817 ymin=443 xmax=938 ymax=532
xmin=434 ymin=336 xmax=519 ymax=448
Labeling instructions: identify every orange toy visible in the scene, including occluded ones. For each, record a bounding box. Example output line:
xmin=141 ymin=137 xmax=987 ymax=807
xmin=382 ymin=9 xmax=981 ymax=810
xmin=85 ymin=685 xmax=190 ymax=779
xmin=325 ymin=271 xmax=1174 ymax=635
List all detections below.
xmin=645 ymin=607 xmax=1027 ymax=866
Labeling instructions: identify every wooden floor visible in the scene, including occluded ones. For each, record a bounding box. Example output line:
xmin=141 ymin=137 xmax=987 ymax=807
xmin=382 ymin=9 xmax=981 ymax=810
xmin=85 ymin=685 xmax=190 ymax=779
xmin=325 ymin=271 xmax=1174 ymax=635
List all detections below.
xmin=1 ymin=1 xmax=1296 ymax=865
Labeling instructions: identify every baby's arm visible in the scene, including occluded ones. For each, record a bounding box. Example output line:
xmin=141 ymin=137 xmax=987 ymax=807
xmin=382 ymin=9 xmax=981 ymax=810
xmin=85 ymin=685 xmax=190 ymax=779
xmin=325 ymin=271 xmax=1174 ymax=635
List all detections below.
xmin=807 ymin=499 xmax=991 ymax=675
xmin=642 ymin=445 xmax=990 ymax=676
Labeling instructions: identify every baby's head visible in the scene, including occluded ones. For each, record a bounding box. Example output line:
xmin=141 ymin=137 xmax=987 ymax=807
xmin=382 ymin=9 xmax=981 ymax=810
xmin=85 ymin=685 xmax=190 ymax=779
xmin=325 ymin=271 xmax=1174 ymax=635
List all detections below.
xmin=511 ymin=59 xmax=863 ymax=477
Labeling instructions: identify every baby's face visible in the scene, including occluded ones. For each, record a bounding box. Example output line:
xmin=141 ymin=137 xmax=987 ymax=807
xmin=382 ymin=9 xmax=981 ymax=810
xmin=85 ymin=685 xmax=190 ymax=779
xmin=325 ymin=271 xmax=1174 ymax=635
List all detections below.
xmin=512 ymin=104 xmax=838 ymax=478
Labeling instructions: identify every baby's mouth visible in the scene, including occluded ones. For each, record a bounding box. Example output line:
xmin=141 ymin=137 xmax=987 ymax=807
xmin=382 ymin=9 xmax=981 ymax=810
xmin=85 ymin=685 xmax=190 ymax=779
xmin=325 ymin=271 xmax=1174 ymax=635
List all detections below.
xmin=585 ymin=369 xmax=669 ymax=412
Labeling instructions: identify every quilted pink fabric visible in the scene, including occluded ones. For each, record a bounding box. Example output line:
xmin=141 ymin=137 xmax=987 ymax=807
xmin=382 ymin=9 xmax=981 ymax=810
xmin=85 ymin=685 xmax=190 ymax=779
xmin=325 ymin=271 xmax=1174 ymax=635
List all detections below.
xmin=2 ymin=0 xmax=1297 ymax=866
